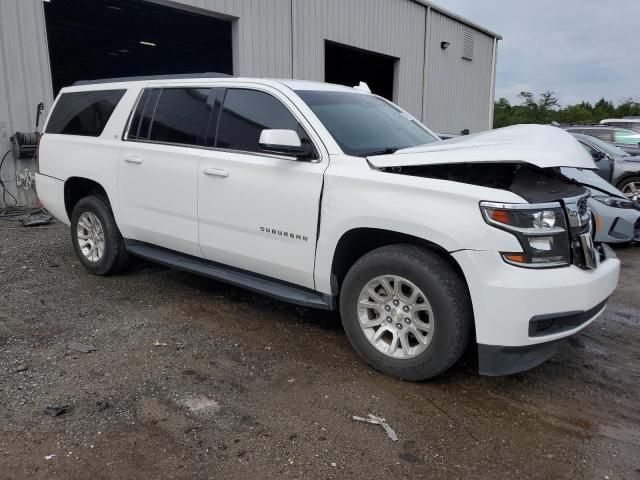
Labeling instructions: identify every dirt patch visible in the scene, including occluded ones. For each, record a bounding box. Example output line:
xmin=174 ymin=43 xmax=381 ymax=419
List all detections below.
xmin=1 ymin=222 xmax=639 ymax=479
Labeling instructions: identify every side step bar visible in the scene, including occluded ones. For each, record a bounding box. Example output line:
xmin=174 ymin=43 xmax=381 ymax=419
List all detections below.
xmin=125 ymin=240 xmax=335 ymax=310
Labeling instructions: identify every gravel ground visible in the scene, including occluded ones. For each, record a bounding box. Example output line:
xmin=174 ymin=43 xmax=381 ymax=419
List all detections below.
xmin=0 ymin=221 xmax=639 ymax=479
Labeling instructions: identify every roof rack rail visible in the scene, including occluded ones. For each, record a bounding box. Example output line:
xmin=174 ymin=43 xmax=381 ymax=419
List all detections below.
xmin=73 ymin=72 xmax=232 ymax=86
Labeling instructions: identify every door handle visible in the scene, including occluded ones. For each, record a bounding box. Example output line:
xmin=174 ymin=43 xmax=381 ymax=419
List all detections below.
xmin=124 ymin=155 xmax=143 ymax=164
xmin=203 ymin=167 xmax=229 ymax=178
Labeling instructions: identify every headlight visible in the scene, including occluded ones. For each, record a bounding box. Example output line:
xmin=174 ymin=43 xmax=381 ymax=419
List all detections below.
xmin=593 ymin=195 xmax=635 ymax=209
xmin=480 ymin=201 xmax=570 ymax=268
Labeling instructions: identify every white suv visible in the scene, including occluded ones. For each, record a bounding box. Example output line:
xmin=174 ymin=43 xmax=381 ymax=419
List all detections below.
xmin=35 ymin=74 xmax=620 ymax=380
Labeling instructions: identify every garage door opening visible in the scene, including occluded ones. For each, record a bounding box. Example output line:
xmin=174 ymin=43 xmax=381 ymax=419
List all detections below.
xmin=324 ymin=41 xmax=397 ymax=101
xmin=44 ymin=0 xmax=233 ymax=95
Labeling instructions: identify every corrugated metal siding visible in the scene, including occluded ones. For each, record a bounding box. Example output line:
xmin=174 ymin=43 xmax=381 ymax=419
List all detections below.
xmin=423 ymin=10 xmax=495 ymax=134
xmin=167 ymin=0 xmax=293 ymax=78
xmin=0 ymin=0 xmax=498 ymax=207
xmin=293 ymin=0 xmax=426 ymax=119
xmin=0 ymin=0 xmax=52 ymax=207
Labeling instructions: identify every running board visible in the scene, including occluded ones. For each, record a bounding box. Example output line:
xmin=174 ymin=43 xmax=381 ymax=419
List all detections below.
xmin=125 ymin=240 xmax=335 ymax=310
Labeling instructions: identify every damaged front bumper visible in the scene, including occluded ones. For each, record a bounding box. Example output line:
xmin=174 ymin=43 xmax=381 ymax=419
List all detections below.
xmin=452 ymin=244 xmax=620 ymax=376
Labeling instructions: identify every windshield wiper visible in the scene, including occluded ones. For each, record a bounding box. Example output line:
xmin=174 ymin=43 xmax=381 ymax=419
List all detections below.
xmin=362 ymin=148 xmax=398 ymax=157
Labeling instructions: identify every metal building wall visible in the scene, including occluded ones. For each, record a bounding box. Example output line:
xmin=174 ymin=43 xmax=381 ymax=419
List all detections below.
xmin=0 ymin=0 xmax=53 ymax=207
xmin=422 ymin=9 xmax=496 ymax=134
xmin=0 ymin=0 xmax=498 ymax=207
xmin=292 ymin=0 xmax=426 ymax=120
xmin=164 ymin=0 xmax=293 ymax=78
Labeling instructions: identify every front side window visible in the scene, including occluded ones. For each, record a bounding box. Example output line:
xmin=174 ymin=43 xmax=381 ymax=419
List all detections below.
xmin=295 ymin=90 xmax=438 ymax=157
xmin=614 ymin=130 xmax=640 ymax=145
xmin=46 ymin=89 xmax=125 ymax=136
xmin=580 ymin=135 xmax=630 ymax=157
xmin=216 ymin=89 xmax=311 ymax=155
xmin=579 ymin=141 xmax=597 ymax=156
xmin=148 ymin=88 xmax=212 ymax=146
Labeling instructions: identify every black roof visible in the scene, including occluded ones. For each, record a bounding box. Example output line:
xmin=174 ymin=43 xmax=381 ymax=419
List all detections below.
xmin=73 ymin=72 xmax=232 ymax=86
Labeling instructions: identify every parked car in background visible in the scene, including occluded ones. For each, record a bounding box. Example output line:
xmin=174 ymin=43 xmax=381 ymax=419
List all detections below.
xmin=561 ymin=167 xmax=640 ymax=243
xmin=600 ymin=118 xmax=640 ymax=132
xmin=569 ymin=133 xmax=640 ymax=202
xmin=564 ymin=126 xmax=640 ymax=156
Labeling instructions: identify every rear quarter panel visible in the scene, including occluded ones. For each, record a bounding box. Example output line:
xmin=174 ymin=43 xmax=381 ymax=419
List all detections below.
xmin=38 ymin=87 xmax=140 ymax=224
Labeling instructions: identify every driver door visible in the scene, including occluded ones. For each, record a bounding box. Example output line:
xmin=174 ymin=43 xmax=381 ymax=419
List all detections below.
xmin=197 ymin=87 xmax=326 ymax=289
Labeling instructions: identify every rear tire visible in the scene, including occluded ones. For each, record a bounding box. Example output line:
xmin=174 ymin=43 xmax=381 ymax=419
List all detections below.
xmin=339 ymin=244 xmax=472 ymax=381
xmin=70 ymin=195 xmax=129 ymax=275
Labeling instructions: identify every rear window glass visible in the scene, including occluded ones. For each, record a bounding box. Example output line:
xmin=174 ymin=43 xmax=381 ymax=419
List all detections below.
xmin=46 ymin=90 xmax=125 ymax=136
xmin=148 ymin=88 xmax=212 ymax=146
xmin=128 ymin=89 xmax=161 ymax=141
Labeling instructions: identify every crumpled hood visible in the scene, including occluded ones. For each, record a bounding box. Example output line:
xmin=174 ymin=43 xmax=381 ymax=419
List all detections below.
xmin=367 ymin=124 xmax=598 ymax=170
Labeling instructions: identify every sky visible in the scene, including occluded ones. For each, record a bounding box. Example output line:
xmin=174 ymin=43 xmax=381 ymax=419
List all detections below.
xmin=434 ymin=0 xmax=639 ymax=107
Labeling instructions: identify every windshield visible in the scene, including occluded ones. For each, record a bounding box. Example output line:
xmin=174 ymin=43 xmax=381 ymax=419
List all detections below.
xmin=580 ymin=134 xmax=630 ymax=157
xmin=295 ymin=90 xmax=439 ymax=156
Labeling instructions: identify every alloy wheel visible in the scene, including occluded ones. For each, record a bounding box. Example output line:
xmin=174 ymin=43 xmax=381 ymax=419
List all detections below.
xmin=76 ymin=212 xmax=105 ymax=262
xmin=357 ymin=275 xmax=434 ymax=359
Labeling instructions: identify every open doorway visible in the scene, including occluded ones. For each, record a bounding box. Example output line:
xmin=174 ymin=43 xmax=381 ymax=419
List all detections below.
xmin=324 ymin=41 xmax=397 ymax=101
xmin=44 ymin=0 xmax=233 ymax=95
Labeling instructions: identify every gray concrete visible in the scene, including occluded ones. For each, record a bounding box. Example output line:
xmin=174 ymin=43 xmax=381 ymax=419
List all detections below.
xmin=0 ymin=222 xmax=638 ymax=479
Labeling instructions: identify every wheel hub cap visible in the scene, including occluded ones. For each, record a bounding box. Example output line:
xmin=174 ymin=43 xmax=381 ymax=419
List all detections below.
xmin=76 ymin=212 xmax=105 ymax=263
xmin=357 ymin=275 xmax=434 ymax=359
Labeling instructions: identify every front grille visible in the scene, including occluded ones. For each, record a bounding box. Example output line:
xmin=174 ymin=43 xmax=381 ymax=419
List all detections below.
xmin=563 ymin=193 xmax=598 ymax=270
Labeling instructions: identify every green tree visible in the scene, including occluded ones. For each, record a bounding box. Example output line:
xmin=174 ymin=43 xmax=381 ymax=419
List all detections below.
xmin=493 ymin=92 xmax=640 ymax=128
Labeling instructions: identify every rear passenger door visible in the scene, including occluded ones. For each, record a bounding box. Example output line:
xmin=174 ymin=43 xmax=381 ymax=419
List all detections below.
xmin=118 ymin=87 xmax=214 ymax=257
xmin=197 ymin=87 xmax=326 ymax=289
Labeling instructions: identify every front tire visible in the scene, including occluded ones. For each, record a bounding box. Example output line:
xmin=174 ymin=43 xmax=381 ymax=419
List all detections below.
xmin=617 ymin=176 xmax=640 ymax=202
xmin=339 ymin=245 xmax=472 ymax=381
xmin=70 ymin=196 xmax=129 ymax=275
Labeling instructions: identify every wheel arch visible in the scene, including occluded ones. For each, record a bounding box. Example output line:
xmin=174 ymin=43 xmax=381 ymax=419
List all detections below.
xmin=615 ymin=173 xmax=640 ymax=192
xmin=64 ymin=177 xmax=113 ymax=220
xmin=329 ymin=227 xmax=470 ymax=298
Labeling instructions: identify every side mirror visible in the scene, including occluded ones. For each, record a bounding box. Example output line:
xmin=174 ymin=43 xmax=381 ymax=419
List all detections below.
xmin=259 ymin=129 xmax=312 ymax=158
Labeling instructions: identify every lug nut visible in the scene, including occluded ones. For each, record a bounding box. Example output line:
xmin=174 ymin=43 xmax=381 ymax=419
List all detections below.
xmin=403 ymin=306 xmax=410 ymax=313
xmin=386 ymin=317 xmax=392 ymax=323
xmin=396 ymin=323 xmax=403 ymax=329
xmin=393 ymin=299 xmax=399 ymax=306
xmin=384 ymin=305 xmax=391 ymax=312
xmin=404 ymin=317 xmax=411 ymax=324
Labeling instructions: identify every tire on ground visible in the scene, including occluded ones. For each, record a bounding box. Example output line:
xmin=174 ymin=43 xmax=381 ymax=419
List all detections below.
xmin=339 ymin=244 xmax=473 ymax=381
xmin=70 ymin=195 xmax=129 ymax=276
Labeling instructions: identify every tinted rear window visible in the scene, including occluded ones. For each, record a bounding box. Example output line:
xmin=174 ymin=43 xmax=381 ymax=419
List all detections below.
xmin=46 ymin=90 xmax=125 ymax=136
xmin=128 ymin=89 xmax=161 ymax=141
xmin=148 ymin=88 xmax=212 ymax=146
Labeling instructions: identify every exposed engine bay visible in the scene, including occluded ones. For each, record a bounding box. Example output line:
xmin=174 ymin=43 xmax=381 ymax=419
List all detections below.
xmin=381 ymin=162 xmax=587 ymax=203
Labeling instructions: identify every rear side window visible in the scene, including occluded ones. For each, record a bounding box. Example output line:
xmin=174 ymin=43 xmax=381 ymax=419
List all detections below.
xmin=614 ymin=130 xmax=640 ymax=145
xmin=46 ymin=90 xmax=125 ymax=136
xmin=127 ymin=89 xmax=161 ymax=141
xmin=216 ymin=89 xmax=310 ymax=154
xmin=586 ymin=129 xmax=613 ymax=142
xmin=148 ymin=88 xmax=212 ymax=146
